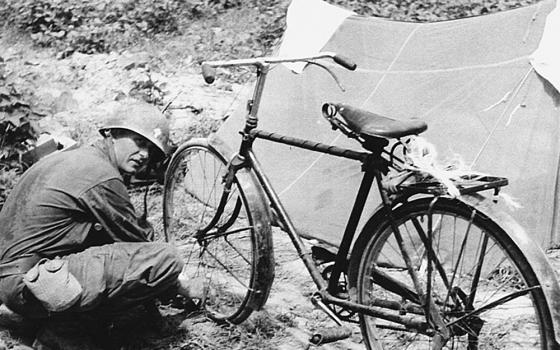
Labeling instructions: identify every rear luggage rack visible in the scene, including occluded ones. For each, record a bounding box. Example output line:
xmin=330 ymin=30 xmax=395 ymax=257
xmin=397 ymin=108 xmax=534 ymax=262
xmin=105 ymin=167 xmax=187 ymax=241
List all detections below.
xmin=398 ymin=175 xmax=508 ymax=196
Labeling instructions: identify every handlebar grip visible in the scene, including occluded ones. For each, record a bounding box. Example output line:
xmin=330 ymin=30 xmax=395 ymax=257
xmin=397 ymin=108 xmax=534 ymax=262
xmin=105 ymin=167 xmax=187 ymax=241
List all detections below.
xmin=333 ymin=54 xmax=357 ymax=71
xmin=201 ymin=63 xmax=216 ymax=84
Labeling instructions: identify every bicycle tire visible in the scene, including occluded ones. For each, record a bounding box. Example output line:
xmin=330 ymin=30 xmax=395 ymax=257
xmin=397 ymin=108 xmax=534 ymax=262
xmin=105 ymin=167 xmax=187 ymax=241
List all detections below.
xmin=349 ymin=197 xmax=554 ymax=350
xmin=163 ymin=138 xmax=274 ymax=324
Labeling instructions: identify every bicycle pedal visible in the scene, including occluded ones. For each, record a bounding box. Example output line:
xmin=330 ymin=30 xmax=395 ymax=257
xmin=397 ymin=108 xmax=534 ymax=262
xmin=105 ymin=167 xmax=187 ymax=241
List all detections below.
xmin=309 ymin=326 xmax=352 ymax=345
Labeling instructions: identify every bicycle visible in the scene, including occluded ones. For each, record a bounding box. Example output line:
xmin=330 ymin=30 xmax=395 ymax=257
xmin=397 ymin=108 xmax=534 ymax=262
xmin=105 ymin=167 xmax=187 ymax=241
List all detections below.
xmin=162 ymin=52 xmax=560 ymax=349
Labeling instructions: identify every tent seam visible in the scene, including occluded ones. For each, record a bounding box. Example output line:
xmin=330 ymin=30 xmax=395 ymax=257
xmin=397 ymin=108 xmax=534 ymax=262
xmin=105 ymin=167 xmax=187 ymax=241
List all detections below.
xmin=354 ymin=56 xmax=529 ymax=74
xmin=523 ymin=2 xmax=543 ymax=43
xmin=362 ymin=25 xmax=420 ymax=106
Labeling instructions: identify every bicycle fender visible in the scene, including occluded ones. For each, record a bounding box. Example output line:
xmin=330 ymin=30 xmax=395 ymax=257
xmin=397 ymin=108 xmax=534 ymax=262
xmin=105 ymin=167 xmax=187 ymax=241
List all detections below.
xmin=462 ymin=193 xmax=560 ymax=347
xmin=207 ymin=135 xmax=276 ymax=310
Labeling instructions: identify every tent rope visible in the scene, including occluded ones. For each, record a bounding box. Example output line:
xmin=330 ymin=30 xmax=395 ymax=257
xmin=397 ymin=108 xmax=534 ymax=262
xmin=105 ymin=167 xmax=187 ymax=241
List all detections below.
xmin=470 ymin=67 xmax=533 ymax=168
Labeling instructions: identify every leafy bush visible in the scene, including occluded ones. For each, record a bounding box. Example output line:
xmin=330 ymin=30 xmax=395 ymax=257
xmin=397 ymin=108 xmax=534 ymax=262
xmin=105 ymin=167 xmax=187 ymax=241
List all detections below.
xmin=129 ymin=72 xmax=169 ymax=106
xmin=1 ymin=0 xmax=184 ymax=56
xmin=0 ymin=81 xmax=41 ymax=206
xmin=326 ymin=0 xmax=541 ymax=21
xmin=0 ymin=86 xmax=40 ymax=165
xmin=0 ymin=168 xmax=19 ymax=208
xmin=0 ymin=0 xmax=289 ymax=58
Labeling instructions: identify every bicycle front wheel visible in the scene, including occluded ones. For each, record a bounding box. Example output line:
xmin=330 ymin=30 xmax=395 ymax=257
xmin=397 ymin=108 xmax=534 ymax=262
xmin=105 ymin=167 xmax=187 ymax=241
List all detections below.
xmin=350 ymin=197 xmax=554 ymax=350
xmin=163 ymin=138 xmax=274 ymax=324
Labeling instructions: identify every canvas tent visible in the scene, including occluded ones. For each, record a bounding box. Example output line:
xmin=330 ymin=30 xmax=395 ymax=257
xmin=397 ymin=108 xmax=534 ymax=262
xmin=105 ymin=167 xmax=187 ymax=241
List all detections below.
xmin=217 ymin=0 xmax=560 ymax=248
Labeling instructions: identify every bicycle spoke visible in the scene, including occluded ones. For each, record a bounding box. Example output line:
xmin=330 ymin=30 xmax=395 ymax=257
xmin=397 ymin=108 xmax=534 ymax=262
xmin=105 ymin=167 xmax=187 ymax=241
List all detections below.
xmin=391 ymin=224 xmax=426 ymax=298
xmin=467 ymin=232 xmax=489 ymax=309
xmin=443 ymin=211 xmax=475 ymax=309
xmin=224 ymin=235 xmax=252 ymax=265
xmin=411 ymin=216 xmax=450 ymax=290
xmin=203 ymin=226 xmax=253 ymax=241
xmin=204 ymin=248 xmax=255 ymax=292
xmin=198 ymin=152 xmax=220 ymax=226
xmin=446 ymin=286 xmax=538 ymax=328
xmin=403 ymin=220 xmax=423 ymax=261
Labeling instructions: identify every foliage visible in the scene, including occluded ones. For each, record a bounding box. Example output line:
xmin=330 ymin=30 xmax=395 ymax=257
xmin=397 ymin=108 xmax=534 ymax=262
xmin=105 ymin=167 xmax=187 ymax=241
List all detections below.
xmin=0 ymin=76 xmax=41 ymax=205
xmin=1 ymin=0 xmax=181 ymax=56
xmin=0 ymin=0 xmax=289 ymax=58
xmin=326 ymin=0 xmax=541 ymax=21
xmin=129 ymin=71 xmax=169 ymax=106
xmin=166 ymin=0 xmax=288 ymax=66
xmin=0 ymin=88 xmax=39 ymax=165
xmin=0 ymin=167 xmax=18 ymax=208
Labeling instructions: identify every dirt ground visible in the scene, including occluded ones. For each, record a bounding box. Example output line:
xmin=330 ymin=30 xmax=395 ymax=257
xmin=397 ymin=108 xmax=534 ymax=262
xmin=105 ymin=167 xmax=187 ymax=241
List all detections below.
xmin=2 ymin=29 xmax=560 ymax=350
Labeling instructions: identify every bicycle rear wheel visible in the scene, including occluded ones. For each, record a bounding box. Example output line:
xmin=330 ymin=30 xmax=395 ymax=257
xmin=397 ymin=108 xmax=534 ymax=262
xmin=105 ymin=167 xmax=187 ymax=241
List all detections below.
xmin=163 ymin=138 xmax=274 ymax=324
xmin=349 ymin=197 xmax=554 ymax=350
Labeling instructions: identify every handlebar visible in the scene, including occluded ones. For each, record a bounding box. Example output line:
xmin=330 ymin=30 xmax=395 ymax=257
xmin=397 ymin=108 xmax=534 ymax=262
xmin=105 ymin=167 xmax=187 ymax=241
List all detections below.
xmin=201 ymin=52 xmax=357 ymax=84
xmin=333 ymin=55 xmax=357 ymax=71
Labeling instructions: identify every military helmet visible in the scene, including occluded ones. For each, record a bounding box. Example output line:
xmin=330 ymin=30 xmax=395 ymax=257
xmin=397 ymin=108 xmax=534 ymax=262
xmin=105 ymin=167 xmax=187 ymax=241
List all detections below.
xmin=99 ymin=101 xmax=170 ymax=159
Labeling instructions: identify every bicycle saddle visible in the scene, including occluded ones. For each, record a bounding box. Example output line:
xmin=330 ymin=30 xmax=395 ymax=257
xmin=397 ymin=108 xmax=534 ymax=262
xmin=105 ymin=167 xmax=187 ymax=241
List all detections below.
xmin=333 ymin=103 xmax=427 ymax=139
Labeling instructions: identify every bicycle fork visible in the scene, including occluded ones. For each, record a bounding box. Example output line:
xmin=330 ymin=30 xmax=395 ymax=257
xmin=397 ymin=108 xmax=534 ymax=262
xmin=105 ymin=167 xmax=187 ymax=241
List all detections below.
xmin=196 ymin=152 xmax=247 ymax=240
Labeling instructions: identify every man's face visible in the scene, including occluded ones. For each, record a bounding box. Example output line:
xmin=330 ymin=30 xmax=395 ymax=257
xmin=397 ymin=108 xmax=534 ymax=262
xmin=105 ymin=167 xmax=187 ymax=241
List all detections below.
xmin=111 ymin=129 xmax=154 ymax=174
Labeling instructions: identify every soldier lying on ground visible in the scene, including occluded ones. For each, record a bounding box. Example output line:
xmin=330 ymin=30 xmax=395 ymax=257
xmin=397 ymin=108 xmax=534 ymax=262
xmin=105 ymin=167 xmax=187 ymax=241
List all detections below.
xmin=0 ymin=101 xmax=197 ymax=349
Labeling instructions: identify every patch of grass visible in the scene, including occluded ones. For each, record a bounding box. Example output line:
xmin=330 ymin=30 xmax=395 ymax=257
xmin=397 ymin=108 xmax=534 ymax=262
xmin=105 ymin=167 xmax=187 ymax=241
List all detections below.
xmin=180 ymin=312 xmax=287 ymax=350
xmin=241 ymin=311 xmax=285 ymax=339
xmin=275 ymin=312 xmax=297 ymax=328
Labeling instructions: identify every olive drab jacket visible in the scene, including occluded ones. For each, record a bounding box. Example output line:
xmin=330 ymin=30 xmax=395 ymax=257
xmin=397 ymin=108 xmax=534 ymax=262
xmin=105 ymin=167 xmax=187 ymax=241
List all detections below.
xmin=0 ymin=140 xmax=153 ymax=261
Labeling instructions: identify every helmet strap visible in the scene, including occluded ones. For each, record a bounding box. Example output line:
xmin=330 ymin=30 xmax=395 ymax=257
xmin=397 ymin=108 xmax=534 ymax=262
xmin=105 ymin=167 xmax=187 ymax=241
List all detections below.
xmin=102 ymin=134 xmax=119 ymax=170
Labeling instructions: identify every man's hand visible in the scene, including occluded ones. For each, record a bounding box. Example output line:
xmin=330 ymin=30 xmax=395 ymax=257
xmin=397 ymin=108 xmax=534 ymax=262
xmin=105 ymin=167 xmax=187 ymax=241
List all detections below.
xmin=177 ymin=268 xmax=208 ymax=300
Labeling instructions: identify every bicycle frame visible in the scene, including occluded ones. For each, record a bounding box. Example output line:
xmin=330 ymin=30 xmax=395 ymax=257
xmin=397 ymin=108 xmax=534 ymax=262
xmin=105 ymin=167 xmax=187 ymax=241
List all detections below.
xmin=212 ymin=61 xmax=447 ymax=334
